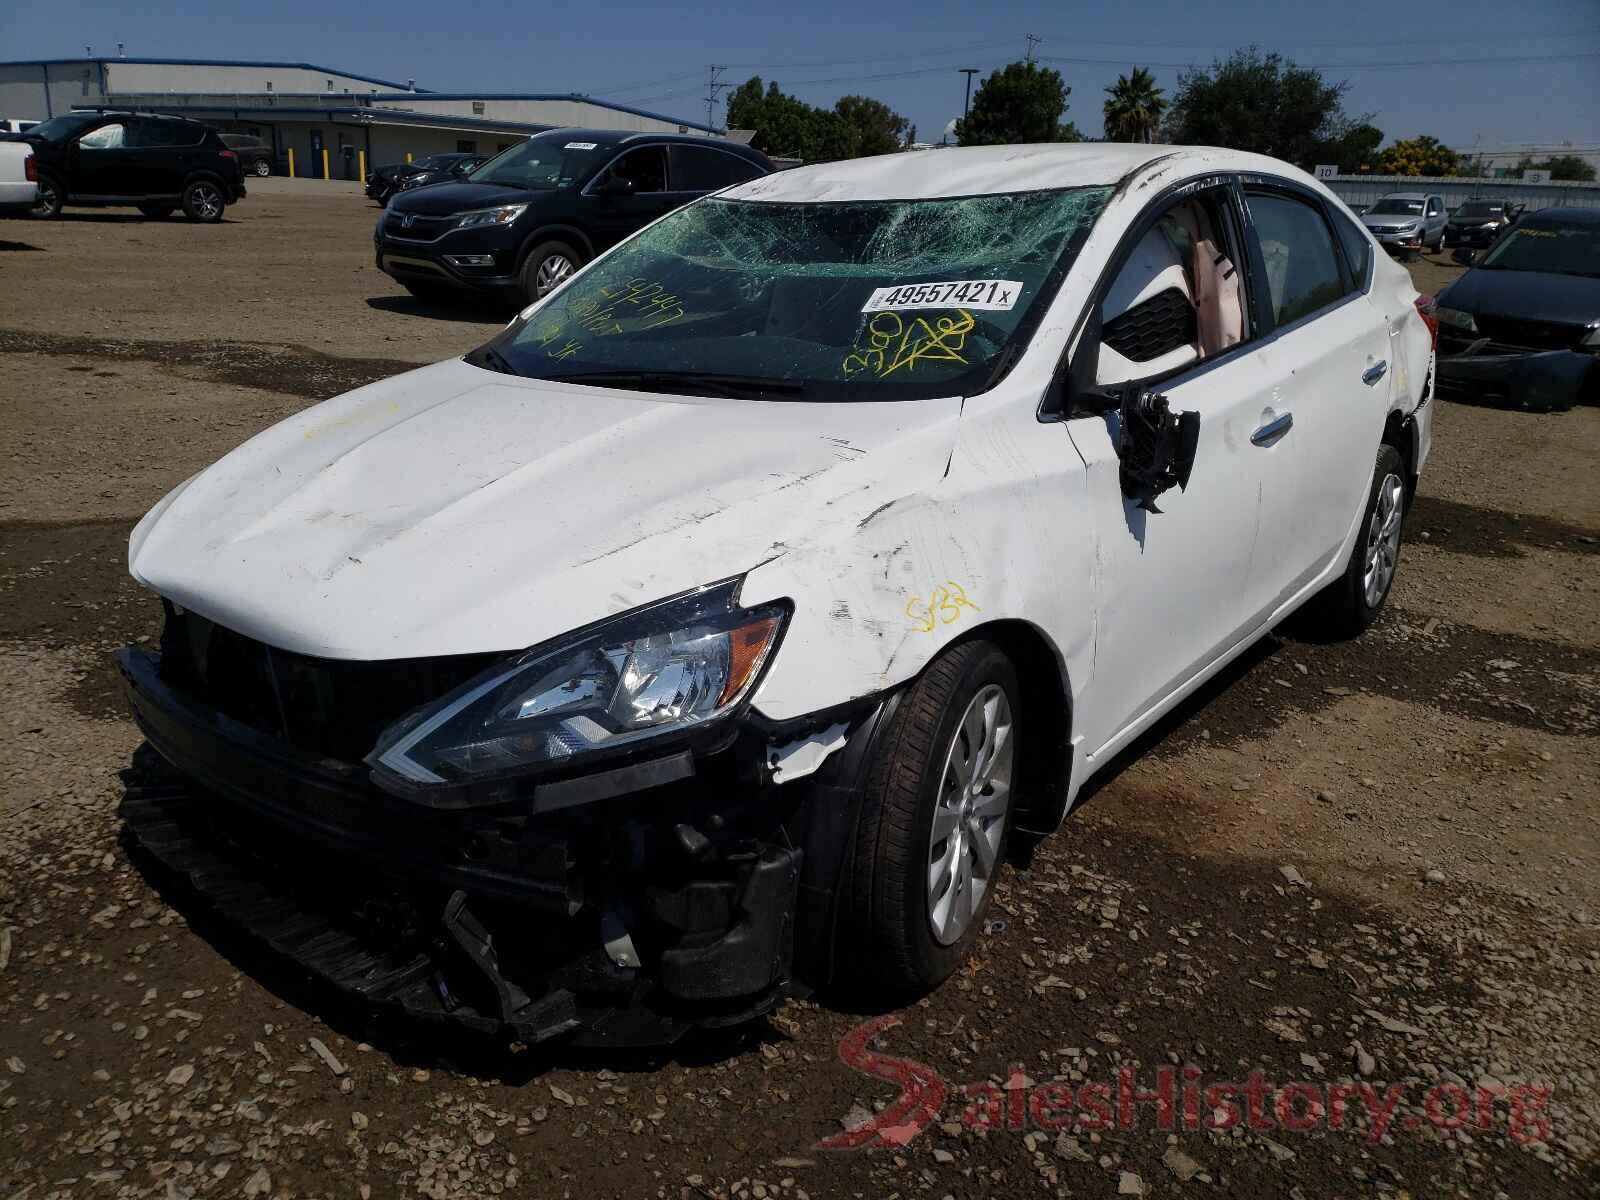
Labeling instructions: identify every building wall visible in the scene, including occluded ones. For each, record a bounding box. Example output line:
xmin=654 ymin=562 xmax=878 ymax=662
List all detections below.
xmin=368 ymin=96 xmax=705 ymax=135
xmin=0 ymin=60 xmax=104 ymax=120
xmin=103 ymin=61 xmax=400 ymax=97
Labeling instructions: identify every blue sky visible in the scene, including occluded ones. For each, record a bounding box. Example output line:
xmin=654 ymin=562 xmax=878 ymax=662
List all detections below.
xmin=4 ymin=0 xmax=1597 ymax=154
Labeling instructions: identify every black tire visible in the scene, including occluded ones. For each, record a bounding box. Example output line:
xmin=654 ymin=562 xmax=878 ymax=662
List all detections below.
xmin=838 ymin=640 xmax=1020 ymax=998
xmin=252 ymin=159 xmax=271 ymax=178
xmin=181 ymin=179 xmax=226 ymax=223
xmin=137 ymin=202 xmax=175 ymax=219
xmin=28 ymin=173 xmax=62 ymax=219
xmin=1296 ymin=444 xmax=1407 ymax=639
xmin=519 ymin=239 xmax=583 ymax=303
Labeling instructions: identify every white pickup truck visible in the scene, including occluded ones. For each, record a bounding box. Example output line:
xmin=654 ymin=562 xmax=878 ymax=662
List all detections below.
xmin=0 ymin=140 xmax=37 ymax=215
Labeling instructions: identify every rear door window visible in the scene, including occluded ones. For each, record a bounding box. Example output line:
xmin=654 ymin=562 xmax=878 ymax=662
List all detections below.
xmin=132 ymin=121 xmax=204 ymax=148
xmin=77 ymin=122 xmax=126 ymax=149
xmin=1244 ymin=190 xmax=1349 ymax=327
xmin=669 ymin=145 xmax=764 ymax=191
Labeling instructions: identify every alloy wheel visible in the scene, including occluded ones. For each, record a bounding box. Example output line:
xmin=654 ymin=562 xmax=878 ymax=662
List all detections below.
xmin=534 ymin=253 xmax=574 ymax=297
xmin=192 ymin=183 xmax=222 ymax=220
xmin=1363 ymin=472 xmax=1405 ymax=608
xmin=926 ymin=684 xmax=1014 ymax=946
xmin=31 ymin=179 xmax=58 ymax=217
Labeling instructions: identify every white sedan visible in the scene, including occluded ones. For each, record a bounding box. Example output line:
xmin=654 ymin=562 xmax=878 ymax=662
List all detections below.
xmin=119 ymin=144 xmax=1435 ymax=1045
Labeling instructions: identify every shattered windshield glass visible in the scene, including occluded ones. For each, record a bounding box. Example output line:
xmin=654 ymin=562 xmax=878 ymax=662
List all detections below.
xmin=479 ymin=187 xmax=1113 ymax=400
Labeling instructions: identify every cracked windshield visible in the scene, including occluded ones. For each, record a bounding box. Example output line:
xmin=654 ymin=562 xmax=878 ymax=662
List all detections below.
xmin=482 ymin=187 xmax=1112 ymax=399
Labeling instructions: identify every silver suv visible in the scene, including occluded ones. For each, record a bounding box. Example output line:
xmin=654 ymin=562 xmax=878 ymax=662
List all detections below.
xmin=1361 ymin=192 xmax=1447 ymax=253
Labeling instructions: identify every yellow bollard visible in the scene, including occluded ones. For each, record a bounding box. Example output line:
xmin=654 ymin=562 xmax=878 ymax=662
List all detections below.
xmin=287 ymin=147 xmax=296 ymax=178
xmin=321 ymin=148 xmax=330 ymax=180
xmin=405 ymin=152 xmax=412 ymax=163
xmin=358 ymin=149 xmax=366 ymax=182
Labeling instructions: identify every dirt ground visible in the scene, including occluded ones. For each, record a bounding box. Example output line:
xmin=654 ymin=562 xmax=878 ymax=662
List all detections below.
xmin=1 ymin=181 xmax=1597 ymax=1200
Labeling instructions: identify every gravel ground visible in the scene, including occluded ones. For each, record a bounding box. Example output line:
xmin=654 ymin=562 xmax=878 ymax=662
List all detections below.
xmin=1 ymin=189 xmax=1597 ymax=1200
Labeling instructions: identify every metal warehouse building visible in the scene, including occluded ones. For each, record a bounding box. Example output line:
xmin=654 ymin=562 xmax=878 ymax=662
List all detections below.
xmin=0 ymin=57 xmax=721 ymax=180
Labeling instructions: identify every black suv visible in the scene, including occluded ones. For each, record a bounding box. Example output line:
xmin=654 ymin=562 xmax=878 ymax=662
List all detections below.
xmin=375 ymin=129 xmax=772 ymax=304
xmin=22 ymin=111 xmax=246 ymax=222
xmin=220 ymin=133 xmax=274 ymax=178
xmin=365 ymin=153 xmax=486 ymax=206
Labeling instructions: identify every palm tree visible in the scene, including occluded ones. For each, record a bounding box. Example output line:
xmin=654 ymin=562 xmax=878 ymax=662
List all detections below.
xmin=1103 ymin=67 xmax=1167 ymax=144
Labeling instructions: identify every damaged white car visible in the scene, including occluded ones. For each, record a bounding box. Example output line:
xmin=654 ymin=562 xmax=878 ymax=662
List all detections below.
xmin=119 ymin=144 xmax=1435 ymax=1046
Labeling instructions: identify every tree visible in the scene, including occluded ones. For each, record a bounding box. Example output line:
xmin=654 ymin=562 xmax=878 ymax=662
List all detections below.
xmin=1164 ymin=46 xmax=1352 ymax=168
xmin=833 ymin=94 xmax=910 ymax=158
xmin=1312 ymin=120 xmax=1383 ymax=174
xmin=1377 ymin=135 xmax=1460 ymax=177
xmin=1056 ymin=121 xmax=1086 ymax=143
xmin=956 ymin=62 xmax=1071 ymax=146
xmin=1512 ymin=153 xmax=1596 ymax=182
xmin=725 ymin=77 xmax=906 ymax=162
xmin=1102 ymin=67 xmax=1166 ymax=143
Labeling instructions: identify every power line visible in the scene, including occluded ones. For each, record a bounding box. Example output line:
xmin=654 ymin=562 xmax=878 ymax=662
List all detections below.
xmin=1037 ymin=50 xmax=1600 ymax=71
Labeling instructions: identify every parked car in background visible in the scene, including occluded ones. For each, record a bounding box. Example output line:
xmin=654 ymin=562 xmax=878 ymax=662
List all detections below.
xmin=375 ymin=129 xmax=773 ymax=304
xmin=125 ymin=144 xmax=1434 ymax=1046
xmin=20 ymin=111 xmax=245 ymax=221
xmin=1361 ymin=192 xmax=1447 ymax=254
xmin=1435 ymin=207 xmax=1600 ymax=410
xmin=365 ymin=153 xmax=484 ymax=205
xmin=1443 ymin=198 xmax=1521 ymax=250
xmin=0 ymin=118 xmax=41 ymax=136
xmin=220 ymin=133 xmax=273 ymax=178
xmin=0 ymin=141 xmax=38 ymax=215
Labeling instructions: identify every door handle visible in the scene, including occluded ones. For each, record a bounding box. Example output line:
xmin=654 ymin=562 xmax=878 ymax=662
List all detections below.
xmin=1254 ymin=416 xmax=1292 ymax=448
xmin=1362 ymin=360 xmax=1388 ymax=386
xmin=1251 ymin=412 xmax=1293 ymax=446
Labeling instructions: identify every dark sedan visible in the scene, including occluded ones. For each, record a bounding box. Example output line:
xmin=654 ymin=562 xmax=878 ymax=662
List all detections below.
xmin=366 ymin=153 xmax=484 ymax=205
xmin=1434 ymin=207 xmax=1600 ymax=410
xmin=1443 ymin=199 xmax=1521 ymax=250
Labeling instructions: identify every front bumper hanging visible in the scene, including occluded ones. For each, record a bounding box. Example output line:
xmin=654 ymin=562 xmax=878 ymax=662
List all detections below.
xmin=117 ymin=646 xmax=807 ymax=1047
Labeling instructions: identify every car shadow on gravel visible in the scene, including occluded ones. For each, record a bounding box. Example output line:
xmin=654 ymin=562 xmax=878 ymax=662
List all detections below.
xmin=365 ymin=295 xmax=512 ymax=325
xmin=0 ymin=239 xmax=42 ymax=251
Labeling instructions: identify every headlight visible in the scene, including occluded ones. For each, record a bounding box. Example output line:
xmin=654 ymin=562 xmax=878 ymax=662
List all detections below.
xmin=454 ymin=204 xmax=528 ymax=230
xmin=368 ymin=580 xmax=788 ymax=790
xmin=1582 ymin=326 xmax=1600 ymax=348
xmin=1435 ymin=306 xmax=1477 ymax=333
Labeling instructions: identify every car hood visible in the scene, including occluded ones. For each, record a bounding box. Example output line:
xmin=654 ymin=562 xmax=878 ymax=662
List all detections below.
xmin=386 ymin=182 xmax=540 ymax=215
xmin=1438 ymin=268 xmax=1600 ymax=324
xmin=128 ymin=358 xmax=962 ymax=660
xmin=1362 ymin=211 xmax=1422 ymax=229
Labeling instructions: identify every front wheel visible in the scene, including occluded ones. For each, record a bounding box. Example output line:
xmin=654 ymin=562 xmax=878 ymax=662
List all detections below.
xmin=29 ymin=173 xmax=62 ymax=219
xmin=838 ymin=640 xmax=1019 ymax=997
xmin=181 ymin=179 xmax=225 ymax=223
xmin=1296 ymin=444 xmax=1407 ymax=639
xmin=519 ymin=240 xmax=582 ymax=303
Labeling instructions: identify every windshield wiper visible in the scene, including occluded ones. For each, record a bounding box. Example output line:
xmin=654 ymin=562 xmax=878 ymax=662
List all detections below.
xmin=540 ymin=370 xmax=807 ymax=398
xmin=464 ymin=345 xmax=519 ymax=376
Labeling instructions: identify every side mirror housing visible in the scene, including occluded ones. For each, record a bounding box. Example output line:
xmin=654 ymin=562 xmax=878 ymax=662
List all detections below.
xmin=1452 ymin=247 xmax=1477 ymax=267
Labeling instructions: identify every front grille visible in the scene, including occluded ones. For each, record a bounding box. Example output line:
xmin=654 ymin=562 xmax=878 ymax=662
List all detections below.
xmin=383 ymin=212 xmax=457 ymax=242
xmin=159 ymin=605 xmax=498 ymax=763
xmin=1473 ymin=315 xmax=1584 ymax=352
xmin=1102 ymin=286 xmax=1197 ymax=363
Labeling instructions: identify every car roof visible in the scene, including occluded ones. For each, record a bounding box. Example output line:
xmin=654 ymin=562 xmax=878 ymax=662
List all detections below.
xmin=529 ymin=127 xmax=769 ymax=162
xmin=724 ymin=144 xmax=1318 ymax=203
xmin=1525 ymin=206 xmax=1600 ymax=224
xmin=75 ymin=109 xmax=209 ymax=127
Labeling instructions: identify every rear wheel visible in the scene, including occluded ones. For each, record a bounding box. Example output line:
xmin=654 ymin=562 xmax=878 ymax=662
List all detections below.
xmin=1296 ymin=444 xmax=1407 ymax=638
xmin=29 ymin=173 xmax=62 ymax=219
xmin=839 ymin=640 xmax=1019 ymax=997
xmin=137 ymin=202 xmax=175 ymax=219
xmin=181 ymin=179 xmax=225 ymax=223
xmin=252 ymin=159 xmax=271 ymax=178
xmin=519 ymin=240 xmax=582 ymax=303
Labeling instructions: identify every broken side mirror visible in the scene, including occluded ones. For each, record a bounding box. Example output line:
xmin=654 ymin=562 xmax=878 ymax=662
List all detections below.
xmin=1452 ymin=247 xmax=1477 ymax=267
xmin=1117 ymin=389 xmax=1200 ymax=513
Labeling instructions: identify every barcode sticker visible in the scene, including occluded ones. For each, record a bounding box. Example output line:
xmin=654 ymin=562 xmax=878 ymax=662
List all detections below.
xmin=862 ymin=279 xmax=1024 ymax=313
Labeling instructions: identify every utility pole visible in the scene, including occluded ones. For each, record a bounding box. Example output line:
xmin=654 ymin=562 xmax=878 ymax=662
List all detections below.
xmin=1024 ymin=34 xmax=1042 ymax=63
xmin=704 ymin=65 xmax=730 ymax=132
xmin=960 ymin=68 xmax=979 ymax=121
